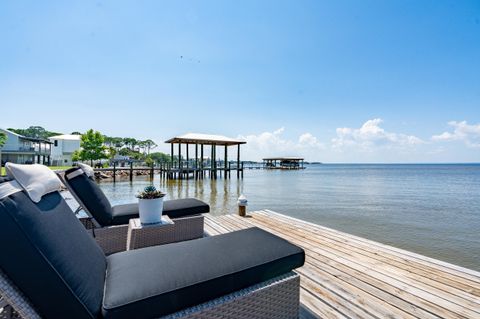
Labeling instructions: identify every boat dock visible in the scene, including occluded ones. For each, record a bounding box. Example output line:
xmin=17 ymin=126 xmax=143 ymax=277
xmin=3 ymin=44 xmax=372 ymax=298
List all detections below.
xmin=204 ymin=210 xmax=480 ymax=319
xmin=263 ymin=157 xmax=306 ymax=169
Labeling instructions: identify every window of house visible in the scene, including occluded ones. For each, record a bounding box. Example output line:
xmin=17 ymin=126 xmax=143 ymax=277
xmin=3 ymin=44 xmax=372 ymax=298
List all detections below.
xmin=54 ymin=140 xmax=58 ymax=147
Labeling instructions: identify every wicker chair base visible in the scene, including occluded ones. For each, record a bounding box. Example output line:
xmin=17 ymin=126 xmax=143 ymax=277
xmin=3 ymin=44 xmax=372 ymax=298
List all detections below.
xmin=1 ymin=268 xmax=300 ymax=319
xmin=80 ymin=215 xmax=205 ymax=255
xmin=0 ymin=270 xmax=40 ymax=319
xmin=161 ymin=272 xmax=300 ymax=319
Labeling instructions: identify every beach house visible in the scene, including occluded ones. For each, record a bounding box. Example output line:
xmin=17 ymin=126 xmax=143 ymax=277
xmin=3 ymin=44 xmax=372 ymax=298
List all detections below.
xmin=0 ymin=128 xmax=52 ymax=165
xmin=49 ymin=134 xmax=81 ymax=166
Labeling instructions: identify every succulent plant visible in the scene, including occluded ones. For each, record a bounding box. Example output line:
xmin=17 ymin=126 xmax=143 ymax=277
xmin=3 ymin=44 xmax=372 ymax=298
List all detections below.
xmin=136 ymin=185 xmax=166 ymax=199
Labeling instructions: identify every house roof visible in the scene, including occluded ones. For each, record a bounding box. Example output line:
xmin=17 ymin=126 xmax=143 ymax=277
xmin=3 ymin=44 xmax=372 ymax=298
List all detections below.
xmin=49 ymin=134 xmax=81 ymax=141
xmin=165 ymin=133 xmax=246 ymax=146
xmin=0 ymin=128 xmax=52 ymax=144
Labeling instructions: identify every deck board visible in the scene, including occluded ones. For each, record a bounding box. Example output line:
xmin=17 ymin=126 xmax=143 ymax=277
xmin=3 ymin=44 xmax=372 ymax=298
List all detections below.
xmin=204 ymin=210 xmax=480 ymax=319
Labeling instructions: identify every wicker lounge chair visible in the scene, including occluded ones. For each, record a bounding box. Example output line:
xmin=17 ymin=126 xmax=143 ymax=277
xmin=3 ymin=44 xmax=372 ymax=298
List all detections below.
xmin=0 ymin=175 xmax=304 ymax=319
xmin=60 ymin=166 xmax=209 ymax=254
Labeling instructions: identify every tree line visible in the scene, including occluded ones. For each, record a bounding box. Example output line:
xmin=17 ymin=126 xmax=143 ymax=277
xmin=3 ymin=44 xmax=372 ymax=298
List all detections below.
xmin=6 ymin=126 xmax=172 ymax=166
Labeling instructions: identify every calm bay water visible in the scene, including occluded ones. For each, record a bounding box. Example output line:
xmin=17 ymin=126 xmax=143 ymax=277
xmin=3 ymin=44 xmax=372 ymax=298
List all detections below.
xmin=97 ymin=164 xmax=480 ymax=271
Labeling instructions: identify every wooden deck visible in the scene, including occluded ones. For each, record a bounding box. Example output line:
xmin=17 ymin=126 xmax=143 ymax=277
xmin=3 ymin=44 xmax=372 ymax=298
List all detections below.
xmin=204 ymin=210 xmax=480 ymax=319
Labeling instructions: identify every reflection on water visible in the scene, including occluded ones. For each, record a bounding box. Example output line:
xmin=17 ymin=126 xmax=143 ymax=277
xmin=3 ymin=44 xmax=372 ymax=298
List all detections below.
xmin=97 ymin=164 xmax=480 ymax=271
xmin=99 ymin=175 xmax=245 ymax=216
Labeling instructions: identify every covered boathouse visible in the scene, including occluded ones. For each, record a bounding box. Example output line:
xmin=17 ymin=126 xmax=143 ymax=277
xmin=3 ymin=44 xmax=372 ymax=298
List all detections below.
xmin=165 ymin=133 xmax=246 ymax=179
xmin=263 ymin=157 xmax=305 ymax=169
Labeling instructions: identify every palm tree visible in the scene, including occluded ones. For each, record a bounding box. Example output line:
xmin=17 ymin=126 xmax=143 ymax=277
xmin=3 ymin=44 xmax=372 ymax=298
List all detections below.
xmin=0 ymin=131 xmax=7 ymax=173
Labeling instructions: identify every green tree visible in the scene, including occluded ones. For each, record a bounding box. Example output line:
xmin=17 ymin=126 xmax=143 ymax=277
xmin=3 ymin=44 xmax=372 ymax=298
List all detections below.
xmin=145 ymin=156 xmax=154 ymax=167
xmin=143 ymin=139 xmax=157 ymax=155
xmin=103 ymin=135 xmax=114 ymax=147
xmin=111 ymin=137 xmax=124 ymax=149
xmin=123 ymin=137 xmax=137 ymax=151
xmin=118 ymin=148 xmax=131 ymax=156
xmin=78 ymin=129 xmax=108 ymax=166
xmin=137 ymin=140 xmax=147 ymax=154
xmin=0 ymin=131 xmax=7 ymax=172
xmin=149 ymin=152 xmax=171 ymax=163
xmin=71 ymin=150 xmax=81 ymax=162
xmin=107 ymin=146 xmax=117 ymax=160
xmin=8 ymin=126 xmax=60 ymax=139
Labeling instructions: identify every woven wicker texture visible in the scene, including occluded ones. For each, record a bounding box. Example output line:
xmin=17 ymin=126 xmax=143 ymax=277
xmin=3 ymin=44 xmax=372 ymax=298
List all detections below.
xmin=80 ymin=215 xmax=204 ymax=254
xmin=89 ymin=225 xmax=130 ymax=255
xmin=0 ymin=270 xmax=40 ymax=319
xmin=127 ymin=215 xmax=204 ymax=250
xmin=162 ymin=272 xmax=300 ymax=319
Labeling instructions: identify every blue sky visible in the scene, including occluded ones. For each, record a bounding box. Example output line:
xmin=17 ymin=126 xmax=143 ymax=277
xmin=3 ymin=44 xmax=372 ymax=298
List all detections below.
xmin=1 ymin=0 xmax=479 ymax=162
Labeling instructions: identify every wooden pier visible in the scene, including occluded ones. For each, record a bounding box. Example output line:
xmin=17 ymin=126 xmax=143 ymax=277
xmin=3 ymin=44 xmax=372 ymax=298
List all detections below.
xmin=165 ymin=133 xmax=246 ymax=179
xmin=94 ymin=161 xmax=244 ymax=181
xmin=204 ymin=210 xmax=480 ymax=319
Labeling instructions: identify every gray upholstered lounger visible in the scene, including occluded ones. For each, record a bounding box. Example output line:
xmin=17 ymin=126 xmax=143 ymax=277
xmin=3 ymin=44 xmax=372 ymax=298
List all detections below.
xmin=0 ymin=175 xmax=304 ymax=318
xmin=61 ymin=166 xmax=209 ymax=254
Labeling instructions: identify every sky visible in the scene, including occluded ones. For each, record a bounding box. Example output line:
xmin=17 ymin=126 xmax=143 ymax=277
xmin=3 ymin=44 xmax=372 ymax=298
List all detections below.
xmin=1 ymin=0 xmax=479 ymax=162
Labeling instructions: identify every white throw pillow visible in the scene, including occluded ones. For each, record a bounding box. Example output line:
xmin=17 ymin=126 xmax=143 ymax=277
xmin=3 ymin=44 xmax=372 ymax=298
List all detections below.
xmin=78 ymin=163 xmax=95 ymax=178
xmin=5 ymin=163 xmax=63 ymax=203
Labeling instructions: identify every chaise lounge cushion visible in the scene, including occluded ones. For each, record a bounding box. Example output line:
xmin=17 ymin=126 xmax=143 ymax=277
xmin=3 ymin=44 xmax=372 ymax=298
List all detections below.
xmin=111 ymin=198 xmax=210 ymax=225
xmin=102 ymin=227 xmax=305 ymax=319
xmin=64 ymin=167 xmax=114 ymax=226
xmin=0 ymin=177 xmax=106 ymax=319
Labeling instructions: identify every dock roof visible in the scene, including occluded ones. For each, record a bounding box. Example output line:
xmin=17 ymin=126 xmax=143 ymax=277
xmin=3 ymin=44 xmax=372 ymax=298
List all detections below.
xmin=165 ymin=133 xmax=246 ymax=146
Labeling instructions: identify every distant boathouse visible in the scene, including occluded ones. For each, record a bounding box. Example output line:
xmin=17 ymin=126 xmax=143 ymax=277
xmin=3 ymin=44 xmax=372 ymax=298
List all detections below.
xmin=262 ymin=157 xmax=305 ymax=169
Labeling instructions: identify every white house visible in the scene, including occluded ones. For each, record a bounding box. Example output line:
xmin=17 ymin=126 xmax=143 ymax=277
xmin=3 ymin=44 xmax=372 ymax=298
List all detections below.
xmin=49 ymin=134 xmax=81 ymax=166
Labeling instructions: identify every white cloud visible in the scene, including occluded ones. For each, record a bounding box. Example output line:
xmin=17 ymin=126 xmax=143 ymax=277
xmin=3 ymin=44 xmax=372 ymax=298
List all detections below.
xmin=298 ymin=133 xmax=323 ymax=148
xmin=331 ymin=118 xmax=424 ymax=150
xmin=432 ymin=121 xmax=480 ymax=148
xmin=238 ymin=128 xmax=325 ymax=160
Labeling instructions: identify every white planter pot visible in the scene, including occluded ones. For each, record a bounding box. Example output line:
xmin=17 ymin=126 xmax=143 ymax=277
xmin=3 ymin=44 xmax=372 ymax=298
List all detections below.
xmin=138 ymin=198 xmax=164 ymax=224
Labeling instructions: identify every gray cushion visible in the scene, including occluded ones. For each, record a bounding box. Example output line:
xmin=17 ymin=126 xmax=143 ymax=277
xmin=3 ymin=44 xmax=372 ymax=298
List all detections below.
xmin=0 ymin=177 xmax=106 ymax=319
xmin=111 ymin=198 xmax=210 ymax=225
xmin=102 ymin=227 xmax=305 ymax=318
xmin=163 ymin=198 xmax=210 ymax=219
xmin=64 ymin=167 xmax=113 ymax=226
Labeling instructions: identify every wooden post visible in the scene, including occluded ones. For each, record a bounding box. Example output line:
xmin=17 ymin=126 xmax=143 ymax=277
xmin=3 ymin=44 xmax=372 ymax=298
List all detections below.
xmin=178 ymin=143 xmax=181 ymax=179
xmin=129 ymin=162 xmax=133 ymax=182
xmin=186 ymin=143 xmax=189 ymax=179
xmin=237 ymin=144 xmax=240 ymax=178
xmin=210 ymin=145 xmax=214 ymax=179
xmin=238 ymin=206 xmax=246 ymax=217
xmin=200 ymin=144 xmax=204 ymax=179
xmin=213 ymin=145 xmax=217 ymax=179
xmin=224 ymin=145 xmax=228 ymax=178
xmin=195 ymin=143 xmax=198 ymax=179
xmin=113 ymin=162 xmax=116 ymax=182
xmin=170 ymin=143 xmax=174 ymax=165
xmin=150 ymin=162 xmax=154 ymax=179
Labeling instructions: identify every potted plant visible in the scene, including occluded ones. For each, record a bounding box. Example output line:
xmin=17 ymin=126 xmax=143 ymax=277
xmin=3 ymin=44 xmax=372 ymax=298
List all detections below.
xmin=136 ymin=185 xmax=166 ymax=224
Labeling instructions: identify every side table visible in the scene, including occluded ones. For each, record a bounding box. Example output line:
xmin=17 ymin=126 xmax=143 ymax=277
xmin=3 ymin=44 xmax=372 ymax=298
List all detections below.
xmin=126 ymin=216 xmax=176 ymax=250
